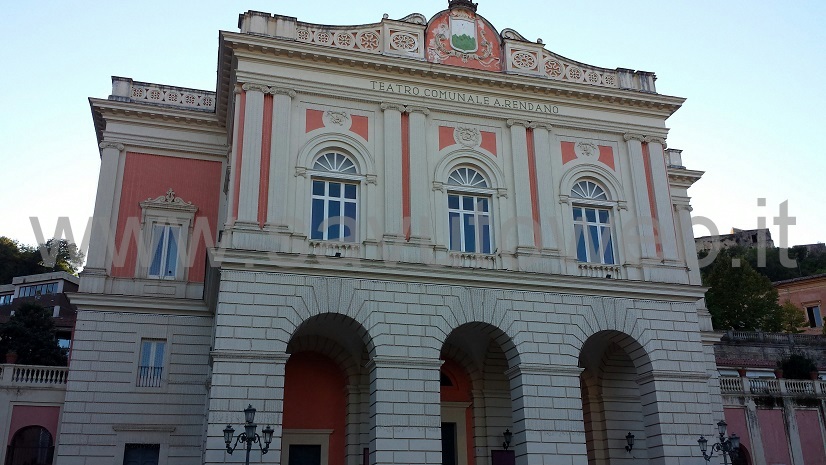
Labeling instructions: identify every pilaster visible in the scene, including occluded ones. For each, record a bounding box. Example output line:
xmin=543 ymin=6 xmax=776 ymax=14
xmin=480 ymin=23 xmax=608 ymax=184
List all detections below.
xmin=506 ymin=119 xmax=536 ymax=253
xmin=531 ymin=123 xmax=559 ymax=252
xmin=236 ymin=83 xmax=266 ymax=226
xmin=624 ymin=133 xmax=658 ymax=260
xmin=645 ymin=137 xmax=680 ymax=261
xmin=406 ymin=106 xmax=431 ymax=241
xmin=265 ymin=87 xmax=297 ymax=232
xmin=381 ymin=103 xmax=404 ymax=243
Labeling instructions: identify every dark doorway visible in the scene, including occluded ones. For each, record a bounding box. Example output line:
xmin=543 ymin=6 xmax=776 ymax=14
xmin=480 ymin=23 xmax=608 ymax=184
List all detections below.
xmin=5 ymin=426 xmax=53 ymax=465
xmin=441 ymin=422 xmax=457 ymax=465
xmin=289 ymin=444 xmax=322 ymax=465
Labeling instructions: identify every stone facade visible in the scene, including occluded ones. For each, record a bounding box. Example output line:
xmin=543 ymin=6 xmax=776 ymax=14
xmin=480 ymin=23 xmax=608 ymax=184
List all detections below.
xmin=59 ymin=2 xmax=720 ymax=464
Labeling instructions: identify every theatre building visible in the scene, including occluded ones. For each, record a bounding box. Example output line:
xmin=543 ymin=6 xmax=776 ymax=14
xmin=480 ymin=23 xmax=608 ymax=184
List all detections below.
xmin=62 ymin=1 xmax=719 ymax=464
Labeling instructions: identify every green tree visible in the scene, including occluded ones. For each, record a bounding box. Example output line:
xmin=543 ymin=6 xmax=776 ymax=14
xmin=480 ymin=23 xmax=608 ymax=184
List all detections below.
xmin=0 ymin=236 xmax=84 ymax=284
xmin=0 ymin=303 xmax=68 ymax=366
xmin=39 ymin=238 xmax=84 ymax=273
xmin=703 ymin=252 xmax=787 ymax=331
xmin=778 ymin=301 xmax=807 ymax=334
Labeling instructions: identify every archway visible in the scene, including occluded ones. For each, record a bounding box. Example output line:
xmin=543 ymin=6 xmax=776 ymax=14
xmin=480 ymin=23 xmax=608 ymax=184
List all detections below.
xmin=282 ymin=313 xmax=372 ymax=465
xmin=578 ymin=330 xmax=652 ymax=464
xmin=441 ymin=322 xmax=518 ymax=465
xmin=5 ymin=426 xmax=53 ymax=465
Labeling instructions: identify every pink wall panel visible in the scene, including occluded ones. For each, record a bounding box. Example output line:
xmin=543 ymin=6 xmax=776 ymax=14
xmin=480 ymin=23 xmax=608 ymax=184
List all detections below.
xmin=305 ymin=109 xmax=324 ymax=133
xmin=797 ymin=410 xmax=826 ymax=465
xmin=758 ymin=409 xmax=792 ymax=465
xmin=438 ymin=125 xmax=454 ymax=151
xmin=723 ymin=408 xmax=752 ymax=454
xmin=597 ymin=145 xmax=615 ymax=170
xmin=561 ymin=141 xmax=576 ymax=165
xmin=8 ymin=405 xmax=60 ymax=443
xmin=480 ymin=131 xmax=497 ymax=155
xmin=350 ymin=115 xmax=369 ymax=141
xmin=111 ymin=152 xmax=223 ymax=282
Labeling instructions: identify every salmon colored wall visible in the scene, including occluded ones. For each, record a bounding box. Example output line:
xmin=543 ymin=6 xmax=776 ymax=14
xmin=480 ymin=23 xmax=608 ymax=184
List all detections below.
xmin=401 ymin=113 xmax=411 ymax=241
xmin=440 ymin=358 xmax=475 ymax=465
xmin=439 ymin=126 xmax=455 ymax=151
xmin=797 ymin=410 xmax=826 ymax=465
xmin=350 ymin=115 xmax=369 ymax=141
xmin=597 ymin=146 xmax=615 ymax=170
xmin=525 ymin=129 xmax=541 ymax=248
xmin=757 ymin=409 xmax=792 ymax=465
xmin=232 ymin=91 xmax=247 ymax=222
xmin=480 ymin=131 xmax=497 ymax=156
xmin=561 ymin=142 xmax=577 ymax=165
xmin=306 ymin=109 xmax=325 ymax=133
xmin=283 ymin=352 xmax=346 ymax=465
xmin=775 ymin=277 xmax=826 ymax=334
xmin=722 ymin=408 xmax=751 ymax=454
xmin=8 ymin=405 xmax=60 ymax=443
xmin=258 ymin=94 xmax=274 ymax=228
xmin=111 ymin=153 xmax=222 ymax=282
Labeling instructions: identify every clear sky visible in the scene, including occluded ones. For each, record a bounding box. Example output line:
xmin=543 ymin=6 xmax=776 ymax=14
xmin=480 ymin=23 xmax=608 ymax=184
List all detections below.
xmin=1 ymin=1 xmax=824 ymax=255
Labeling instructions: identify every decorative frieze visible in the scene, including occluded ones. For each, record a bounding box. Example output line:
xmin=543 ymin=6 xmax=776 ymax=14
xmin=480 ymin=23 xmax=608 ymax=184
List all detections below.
xmin=120 ymin=78 xmax=215 ymax=111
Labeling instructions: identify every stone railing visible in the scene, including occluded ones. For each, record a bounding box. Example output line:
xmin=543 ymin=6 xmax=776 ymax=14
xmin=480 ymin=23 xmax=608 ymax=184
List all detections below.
xmin=109 ymin=77 xmax=216 ymax=112
xmin=577 ymin=263 xmax=622 ymax=279
xmin=724 ymin=331 xmax=825 ymax=346
xmin=308 ymin=240 xmax=361 ymax=259
xmin=719 ymin=376 xmax=825 ymax=397
xmin=0 ymin=364 xmax=68 ymax=388
xmin=448 ymin=252 xmax=498 ymax=270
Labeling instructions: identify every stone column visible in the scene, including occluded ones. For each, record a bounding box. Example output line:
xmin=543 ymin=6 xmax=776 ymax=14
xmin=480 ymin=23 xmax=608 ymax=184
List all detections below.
xmin=381 ymin=103 xmax=404 ymax=244
xmin=506 ymin=363 xmax=588 ymax=465
xmin=675 ymin=204 xmax=702 ymax=285
xmin=644 ymin=137 xmax=679 ymax=261
xmin=406 ymin=106 xmax=432 ymax=241
xmin=81 ymin=141 xmax=124 ymax=293
xmin=743 ymin=398 xmax=767 ymax=465
xmin=368 ymin=356 xmax=441 ymax=465
xmin=266 ymin=88 xmax=297 ymax=232
xmin=236 ymin=83 xmax=267 ymax=227
xmin=624 ymin=134 xmax=658 ymax=259
xmin=532 ymin=123 xmax=559 ymax=252
xmin=781 ymin=398 xmax=805 ymax=465
xmin=506 ymin=120 xmax=537 ymax=253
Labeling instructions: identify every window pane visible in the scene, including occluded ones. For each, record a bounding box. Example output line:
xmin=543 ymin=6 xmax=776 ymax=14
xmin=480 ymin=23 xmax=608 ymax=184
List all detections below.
xmin=462 ymin=196 xmax=474 ymax=211
xmin=343 ymin=202 xmax=357 ymax=242
xmin=481 ymin=223 xmax=492 ymax=254
xmin=588 ymin=225 xmax=601 ymax=262
xmin=598 ymin=209 xmax=610 ymax=223
xmin=477 ymin=197 xmax=489 ymax=213
xmin=585 ymin=208 xmax=597 ymax=223
xmin=329 ymin=182 xmax=341 ymax=198
xmin=602 ymin=227 xmax=615 ymax=264
xmin=344 ymin=183 xmax=356 ymax=199
xmin=575 ymin=224 xmax=587 ymax=261
xmin=164 ymin=227 xmax=179 ymax=277
xmin=573 ymin=207 xmax=583 ymax=221
xmin=463 ymin=213 xmax=476 ymax=252
xmin=141 ymin=342 xmax=152 ymax=366
xmin=154 ymin=342 xmax=165 ymax=367
xmin=149 ymin=225 xmax=166 ymax=276
xmin=312 ymin=180 xmax=324 ymax=196
xmin=311 ymin=198 xmax=325 ymax=240
xmin=449 ymin=212 xmax=460 ymax=251
xmin=328 ymin=201 xmax=341 ymax=239
xmin=448 ymin=194 xmax=459 ymax=210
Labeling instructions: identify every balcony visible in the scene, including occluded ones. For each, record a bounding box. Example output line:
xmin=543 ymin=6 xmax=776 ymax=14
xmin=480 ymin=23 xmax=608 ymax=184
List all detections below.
xmin=719 ymin=376 xmax=825 ymax=397
xmin=0 ymin=364 xmax=68 ymax=390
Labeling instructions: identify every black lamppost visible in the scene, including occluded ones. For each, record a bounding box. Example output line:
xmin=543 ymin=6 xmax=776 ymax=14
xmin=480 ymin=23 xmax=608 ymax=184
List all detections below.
xmin=223 ymin=404 xmax=275 ymax=465
xmin=698 ymin=420 xmax=740 ymax=464
xmin=502 ymin=429 xmax=513 ymax=450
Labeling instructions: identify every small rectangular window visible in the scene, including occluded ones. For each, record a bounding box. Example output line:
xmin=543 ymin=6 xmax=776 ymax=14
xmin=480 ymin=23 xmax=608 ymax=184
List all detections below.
xmin=807 ymin=306 xmax=822 ymax=328
xmin=447 ymin=193 xmax=493 ymax=254
xmin=572 ymin=206 xmax=614 ymax=264
xmin=137 ymin=339 xmax=166 ymax=387
xmin=123 ymin=443 xmax=160 ymax=465
xmin=148 ymin=225 xmax=180 ymax=279
xmin=310 ymin=179 xmax=358 ymax=242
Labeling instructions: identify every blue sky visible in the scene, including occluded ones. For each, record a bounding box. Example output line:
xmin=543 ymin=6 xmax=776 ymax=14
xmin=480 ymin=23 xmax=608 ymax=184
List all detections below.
xmin=1 ymin=1 xmax=824 ymax=253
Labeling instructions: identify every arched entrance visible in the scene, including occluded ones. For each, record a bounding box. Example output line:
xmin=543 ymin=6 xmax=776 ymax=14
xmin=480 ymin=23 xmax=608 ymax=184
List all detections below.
xmin=282 ymin=313 xmax=372 ymax=465
xmin=579 ymin=331 xmax=652 ymax=464
xmin=5 ymin=426 xmax=54 ymax=465
xmin=441 ymin=322 xmax=517 ymax=465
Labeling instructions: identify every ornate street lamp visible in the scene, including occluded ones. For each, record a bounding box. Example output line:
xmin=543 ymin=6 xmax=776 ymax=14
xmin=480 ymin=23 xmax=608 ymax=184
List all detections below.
xmin=698 ymin=420 xmax=740 ymax=464
xmin=223 ymin=404 xmax=275 ymax=465
xmin=624 ymin=432 xmax=635 ymax=452
xmin=502 ymin=429 xmax=513 ymax=450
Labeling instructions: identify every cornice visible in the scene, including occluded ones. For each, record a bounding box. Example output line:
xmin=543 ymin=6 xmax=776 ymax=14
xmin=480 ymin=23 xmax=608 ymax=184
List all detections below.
xmin=90 ymin=98 xmax=224 ymax=131
xmin=66 ymin=292 xmax=210 ymax=315
xmin=208 ymin=249 xmax=706 ymax=302
xmin=219 ymin=31 xmax=685 ymax=116
xmin=667 ymin=168 xmax=704 ymax=188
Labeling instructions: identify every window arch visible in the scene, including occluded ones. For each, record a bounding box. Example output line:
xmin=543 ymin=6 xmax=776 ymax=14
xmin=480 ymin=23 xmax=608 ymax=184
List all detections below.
xmin=7 ymin=426 xmax=54 ymax=465
xmin=446 ymin=166 xmax=493 ymax=254
xmin=570 ymin=179 xmax=615 ymax=265
xmin=310 ymin=152 xmax=359 ymax=242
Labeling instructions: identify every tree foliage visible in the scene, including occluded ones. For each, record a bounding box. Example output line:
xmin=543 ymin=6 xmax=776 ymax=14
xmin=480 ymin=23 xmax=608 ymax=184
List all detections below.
xmin=701 ymin=249 xmax=794 ymax=331
xmin=0 ymin=303 xmax=68 ymax=366
xmin=0 ymin=237 xmax=84 ymax=284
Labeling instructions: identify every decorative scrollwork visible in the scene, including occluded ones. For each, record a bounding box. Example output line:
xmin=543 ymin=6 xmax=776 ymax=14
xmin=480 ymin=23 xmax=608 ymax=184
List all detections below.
xmin=544 ymin=60 xmax=563 ymax=78
xmin=454 ymin=127 xmax=481 ymax=147
xmin=390 ymin=32 xmax=418 ymax=51
xmin=358 ymin=31 xmax=380 ymax=50
xmin=575 ymin=141 xmax=598 ymax=158
xmin=511 ymin=51 xmax=537 ymax=70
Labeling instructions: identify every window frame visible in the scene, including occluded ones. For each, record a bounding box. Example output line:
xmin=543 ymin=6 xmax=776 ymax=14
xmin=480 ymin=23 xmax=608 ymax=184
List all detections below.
xmin=445 ymin=167 xmax=495 ymax=255
xmin=568 ymin=180 xmax=618 ymax=265
xmin=137 ymin=189 xmax=197 ymax=281
xmin=137 ymin=339 xmax=166 ymax=388
xmin=806 ymin=305 xmax=822 ymax=328
xmin=307 ymin=152 xmax=364 ymax=244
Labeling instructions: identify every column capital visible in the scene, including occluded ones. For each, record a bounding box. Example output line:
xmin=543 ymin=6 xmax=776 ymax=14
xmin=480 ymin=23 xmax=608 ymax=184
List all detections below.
xmin=623 ymin=133 xmax=645 ymax=142
xmin=644 ymin=135 xmax=667 ymax=147
xmin=241 ymin=82 xmax=270 ymax=93
xmin=506 ymin=118 xmax=533 ymax=128
xmin=270 ymin=87 xmax=297 ymax=98
xmin=405 ymin=105 xmax=430 ymax=115
xmin=533 ymin=121 xmax=554 ymax=131
xmin=98 ymin=141 xmax=124 ymax=151
xmin=380 ymin=102 xmax=405 ymax=112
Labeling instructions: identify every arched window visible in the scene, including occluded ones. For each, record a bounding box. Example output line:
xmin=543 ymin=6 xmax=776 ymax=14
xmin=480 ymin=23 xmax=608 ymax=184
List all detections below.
xmin=447 ymin=167 xmax=492 ymax=254
xmin=7 ymin=426 xmax=54 ymax=465
xmin=310 ymin=152 xmax=359 ymax=242
xmin=570 ymin=180 xmax=614 ymax=264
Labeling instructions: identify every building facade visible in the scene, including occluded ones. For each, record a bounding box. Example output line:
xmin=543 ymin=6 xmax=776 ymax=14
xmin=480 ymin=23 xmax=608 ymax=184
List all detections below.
xmin=62 ymin=2 xmax=721 ymax=464
xmin=775 ymin=274 xmax=826 ymax=335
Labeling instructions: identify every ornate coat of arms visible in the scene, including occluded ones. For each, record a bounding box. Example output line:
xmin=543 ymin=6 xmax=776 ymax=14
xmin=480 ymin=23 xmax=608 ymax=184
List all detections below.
xmin=429 ymin=10 xmax=499 ymax=67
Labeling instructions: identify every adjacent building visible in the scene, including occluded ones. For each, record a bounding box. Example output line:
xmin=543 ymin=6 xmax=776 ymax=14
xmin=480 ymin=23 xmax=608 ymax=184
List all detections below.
xmin=60 ymin=2 xmax=724 ymax=464
xmin=775 ymin=274 xmax=826 ymax=335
